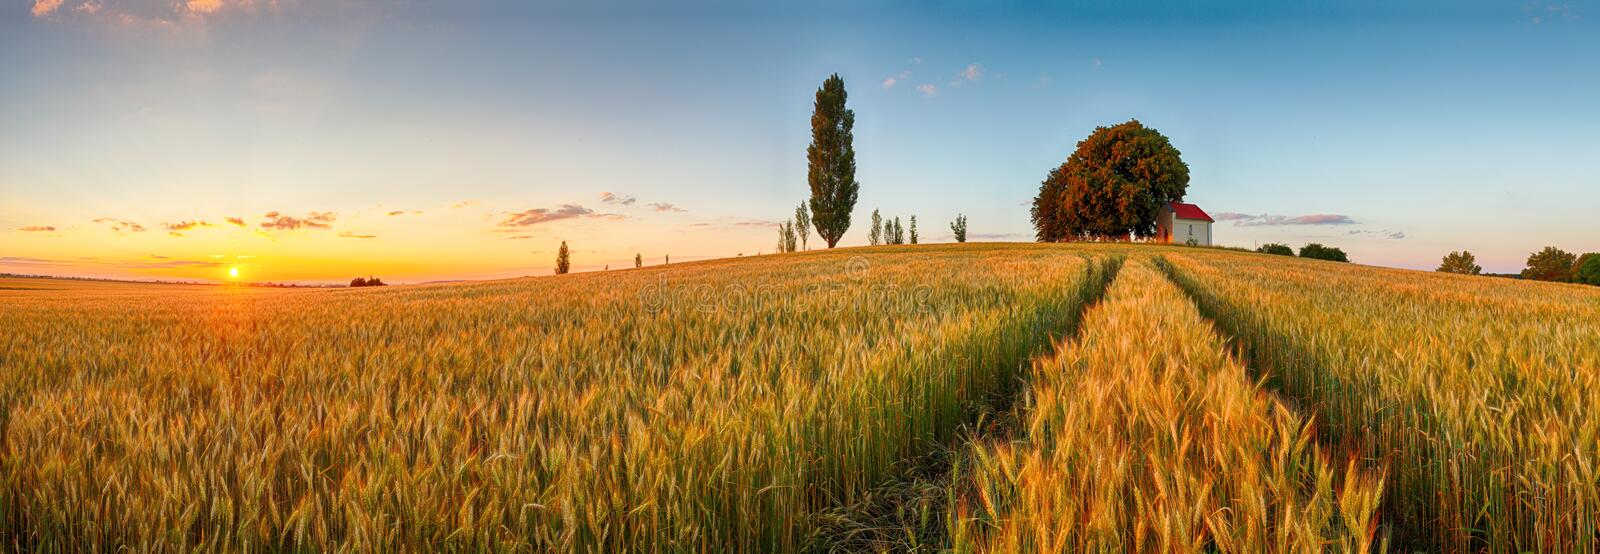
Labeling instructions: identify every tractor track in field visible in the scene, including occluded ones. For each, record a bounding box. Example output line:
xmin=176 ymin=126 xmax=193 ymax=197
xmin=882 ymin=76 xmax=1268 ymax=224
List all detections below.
xmin=808 ymin=255 xmax=1125 ymax=553
xmin=1153 ymin=255 xmax=1427 ymax=553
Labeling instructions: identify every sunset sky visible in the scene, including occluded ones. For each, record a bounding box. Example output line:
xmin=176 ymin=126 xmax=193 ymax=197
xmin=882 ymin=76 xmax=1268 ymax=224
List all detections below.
xmin=3 ymin=0 xmax=1597 ymax=283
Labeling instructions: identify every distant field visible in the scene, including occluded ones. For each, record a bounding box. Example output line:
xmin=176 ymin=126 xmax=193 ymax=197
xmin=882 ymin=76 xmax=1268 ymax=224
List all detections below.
xmin=2 ymin=244 xmax=1597 ymax=551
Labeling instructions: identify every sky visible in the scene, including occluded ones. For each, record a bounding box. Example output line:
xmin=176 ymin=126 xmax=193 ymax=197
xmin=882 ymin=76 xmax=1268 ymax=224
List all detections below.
xmin=2 ymin=0 xmax=1597 ymax=283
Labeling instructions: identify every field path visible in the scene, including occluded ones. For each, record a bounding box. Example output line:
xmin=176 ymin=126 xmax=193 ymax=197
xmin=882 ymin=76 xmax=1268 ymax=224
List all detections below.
xmin=947 ymin=257 xmax=1384 ymax=552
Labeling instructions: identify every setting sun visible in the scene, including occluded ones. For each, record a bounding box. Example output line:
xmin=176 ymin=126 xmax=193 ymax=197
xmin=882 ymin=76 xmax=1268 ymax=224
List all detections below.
xmin=228 ymin=266 xmax=239 ymax=279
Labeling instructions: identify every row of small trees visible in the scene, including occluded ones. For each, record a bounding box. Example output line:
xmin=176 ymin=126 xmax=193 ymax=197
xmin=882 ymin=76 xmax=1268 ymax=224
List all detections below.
xmin=866 ymin=210 xmax=915 ymax=245
xmin=1439 ymin=247 xmax=1600 ymax=285
xmin=1255 ymin=242 xmax=1349 ymax=262
xmin=778 ymin=203 xmax=969 ymax=252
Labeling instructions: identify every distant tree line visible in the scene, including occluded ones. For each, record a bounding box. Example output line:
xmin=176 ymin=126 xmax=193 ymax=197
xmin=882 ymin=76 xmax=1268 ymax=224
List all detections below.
xmin=349 ymin=276 xmax=387 ymax=287
xmin=1429 ymin=247 xmax=1600 ymax=285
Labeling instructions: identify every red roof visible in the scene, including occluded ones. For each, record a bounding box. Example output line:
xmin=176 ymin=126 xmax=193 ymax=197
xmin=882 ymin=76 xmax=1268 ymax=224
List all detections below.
xmin=1170 ymin=202 xmax=1213 ymax=222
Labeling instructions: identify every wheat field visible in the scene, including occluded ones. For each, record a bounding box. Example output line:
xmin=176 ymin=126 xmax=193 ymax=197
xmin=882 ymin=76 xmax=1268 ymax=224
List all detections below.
xmin=2 ymin=243 xmax=1596 ymax=552
xmin=0 ymin=244 xmax=1113 ymax=551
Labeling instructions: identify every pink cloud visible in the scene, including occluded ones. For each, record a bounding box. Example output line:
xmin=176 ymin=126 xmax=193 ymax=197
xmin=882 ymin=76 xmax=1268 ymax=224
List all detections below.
xmin=31 ymin=0 xmax=65 ymax=17
xmin=499 ymin=204 xmax=597 ymax=227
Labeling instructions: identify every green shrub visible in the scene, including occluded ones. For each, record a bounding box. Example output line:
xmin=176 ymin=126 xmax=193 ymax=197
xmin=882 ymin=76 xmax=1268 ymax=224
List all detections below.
xmin=1256 ymin=243 xmax=1294 ymax=256
xmin=1299 ymin=243 xmax=1349 ymax=262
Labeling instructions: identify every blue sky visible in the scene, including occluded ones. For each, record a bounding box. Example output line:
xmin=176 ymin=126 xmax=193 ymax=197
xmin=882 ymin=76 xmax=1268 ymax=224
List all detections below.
xmin=2 ymin=0 xmax=1597 ymax=281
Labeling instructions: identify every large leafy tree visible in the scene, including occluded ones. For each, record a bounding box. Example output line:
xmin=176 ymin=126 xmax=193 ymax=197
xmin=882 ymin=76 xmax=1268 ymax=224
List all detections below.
xmin=1522 ymin=246 xmax=1576 ymax=282
xmin=806 ymin=74 xmax=859 ymax=248
xmin=1437 ymin=251 xmax=1482 ymax=275
xmin=1031 ymin=119 xmax=1189 ymax=241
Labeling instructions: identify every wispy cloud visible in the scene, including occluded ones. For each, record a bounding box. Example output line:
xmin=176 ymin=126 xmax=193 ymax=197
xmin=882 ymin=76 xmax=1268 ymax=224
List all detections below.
xmin=1347 ymin=229 xmax=1407 ymax=240
xmin=161 ymin=220 xmax=214 ymax=236
xmin=30 ymin=0 xmax=308 ymax=26
xmin=1 ymin=255 xmax=230 ymax=271
xmin=93 ymin=218 xmax=147 ymax=233
xmin=224 ymin=217 xmax=246 ymax=227
xmin=1527 ymin=1 xmax=1580 ymax=24
xmin=599 ymin=192 xmax=637 ymax=206
xmin=733 ymin=218 xmax=781 ymax=227
xmin=647 ymin=202 xmax=687 ymax=213
xmin=338 ymin=231 xmax=377 ymax=239
xmin=969 ymin=232 xmax=1028 ymax=240
xmin=19 ymin=225 xmax=56 ymax=232
xmin=916 ymin=84 xmax=937 ymax=96
xmin=260 ymin=211 xmax=336 ymax=231
xmin=453 ymin=200 xmax=477 ymax=209
xmin=499 ymin=204 xmax=616 ymax=227
xmin=1213 ymin=212 xmax=1357 ymax=226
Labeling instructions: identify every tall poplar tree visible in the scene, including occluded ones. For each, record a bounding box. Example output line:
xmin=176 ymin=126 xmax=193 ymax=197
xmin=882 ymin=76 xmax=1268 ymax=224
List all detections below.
xmin=869 ymin=209 xmax=882 ymax=245
xmin=794 ymin=202 xmax=811 ymax=251
xmin=555 ymin=241 xmax=571 ymax=274
xmin=806 ymin=74 xmax=859 ymax=248
xmin=950 ymin=214 xmax=968 ymax=243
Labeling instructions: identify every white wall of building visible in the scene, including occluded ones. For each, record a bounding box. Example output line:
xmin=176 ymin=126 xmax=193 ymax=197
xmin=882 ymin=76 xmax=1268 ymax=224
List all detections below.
xmin=1175 ymin=218 xmax=1212 ymax=246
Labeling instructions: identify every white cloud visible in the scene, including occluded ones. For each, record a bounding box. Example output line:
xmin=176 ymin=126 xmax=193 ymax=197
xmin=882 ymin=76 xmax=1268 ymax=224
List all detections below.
xmin=916 ymin=84 xmax=937 ymax=96
xmin=960 ymin=63 xmax=983 ymax=81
